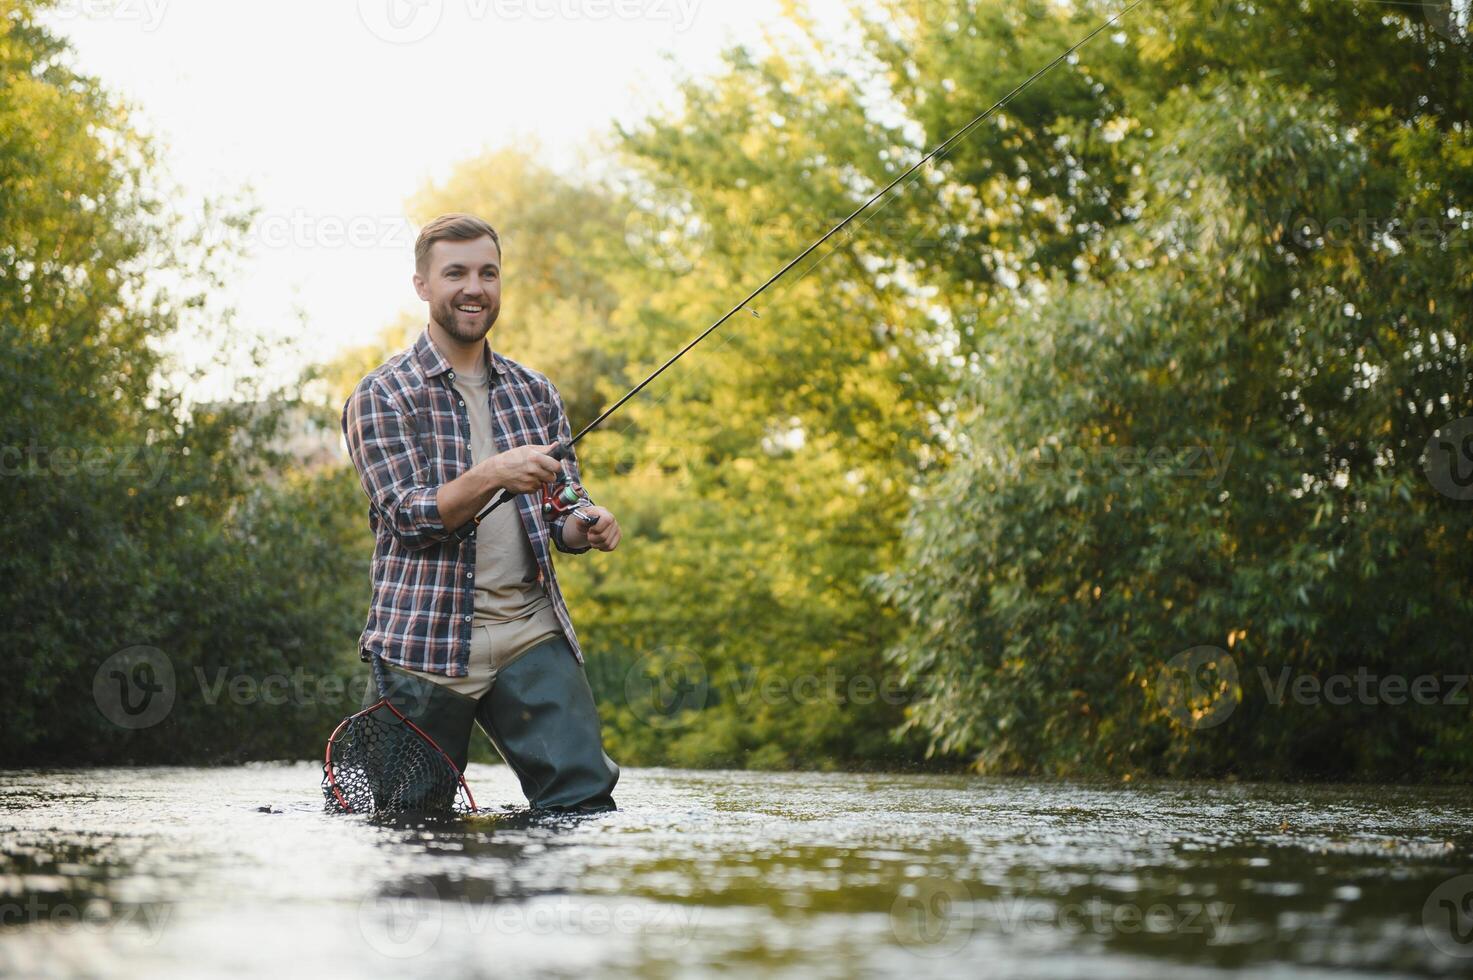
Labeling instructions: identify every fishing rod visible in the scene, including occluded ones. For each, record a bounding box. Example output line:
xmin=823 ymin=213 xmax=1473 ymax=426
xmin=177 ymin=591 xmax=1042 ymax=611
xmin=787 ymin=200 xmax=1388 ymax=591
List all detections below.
xmin=456 ymin=0 xmax=1147 ymax=538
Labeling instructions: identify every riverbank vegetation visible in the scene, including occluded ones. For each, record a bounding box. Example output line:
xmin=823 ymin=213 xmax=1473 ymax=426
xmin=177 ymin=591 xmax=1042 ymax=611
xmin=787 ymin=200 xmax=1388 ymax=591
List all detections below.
xmin=4 ymin=0 xmax=1469 ymax=778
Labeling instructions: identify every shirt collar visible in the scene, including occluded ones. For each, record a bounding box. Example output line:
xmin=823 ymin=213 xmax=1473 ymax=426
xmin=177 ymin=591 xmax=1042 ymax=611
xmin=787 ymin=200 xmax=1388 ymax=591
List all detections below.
xmin=413 ymin=325 xmax=504 ymax=379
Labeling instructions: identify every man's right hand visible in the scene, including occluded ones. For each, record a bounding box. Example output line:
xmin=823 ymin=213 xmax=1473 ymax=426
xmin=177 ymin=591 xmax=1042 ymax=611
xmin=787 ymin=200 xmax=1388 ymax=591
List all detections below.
xmin=488 ymin=442 xmax=562 ymax=493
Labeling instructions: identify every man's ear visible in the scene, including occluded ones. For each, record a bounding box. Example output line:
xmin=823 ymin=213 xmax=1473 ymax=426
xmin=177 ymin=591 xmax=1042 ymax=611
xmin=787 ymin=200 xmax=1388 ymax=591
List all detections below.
xmin=412 ymin=271 xmax=430 ymax=302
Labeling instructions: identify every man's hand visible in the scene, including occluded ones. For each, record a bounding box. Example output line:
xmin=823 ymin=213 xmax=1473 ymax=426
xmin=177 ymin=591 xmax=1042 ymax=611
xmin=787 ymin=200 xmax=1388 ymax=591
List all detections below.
xmin=489 ymin=442 xmax=562 ymax=493
xmin=435 ymin=442 xmax=561 ymax=531
xmin=566 ymin=506 xmax=620 ymax=552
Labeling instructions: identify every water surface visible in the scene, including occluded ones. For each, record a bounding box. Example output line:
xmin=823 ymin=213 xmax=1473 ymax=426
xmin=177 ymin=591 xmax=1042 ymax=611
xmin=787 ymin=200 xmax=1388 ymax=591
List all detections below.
xmin=2 ymin=765 xmax=1471 ymax=977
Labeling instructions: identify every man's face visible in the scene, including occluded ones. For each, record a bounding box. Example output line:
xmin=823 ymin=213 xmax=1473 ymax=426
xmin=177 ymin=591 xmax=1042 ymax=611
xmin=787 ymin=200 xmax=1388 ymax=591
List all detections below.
xmin=413 ymin=236 xmax=502 ymax=343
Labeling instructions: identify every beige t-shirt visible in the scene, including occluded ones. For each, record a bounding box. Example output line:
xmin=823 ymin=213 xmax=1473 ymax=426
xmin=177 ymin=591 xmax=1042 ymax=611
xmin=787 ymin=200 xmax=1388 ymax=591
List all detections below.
xmin=451 ymin=366 xmax=558 ymax=629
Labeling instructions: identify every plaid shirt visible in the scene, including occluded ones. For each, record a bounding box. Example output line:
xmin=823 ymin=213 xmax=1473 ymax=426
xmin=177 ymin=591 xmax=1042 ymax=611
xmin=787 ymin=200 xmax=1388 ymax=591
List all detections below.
xmin=343 ymin=327 xmax=593 ymax=675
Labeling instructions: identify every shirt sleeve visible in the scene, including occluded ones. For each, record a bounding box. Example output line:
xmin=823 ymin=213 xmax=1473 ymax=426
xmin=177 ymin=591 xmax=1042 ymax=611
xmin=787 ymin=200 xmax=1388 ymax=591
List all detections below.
xmin=544 ymin=381 xmax=594 ymax=556
xmin=342 ymin=377 xmax=450 ymax=552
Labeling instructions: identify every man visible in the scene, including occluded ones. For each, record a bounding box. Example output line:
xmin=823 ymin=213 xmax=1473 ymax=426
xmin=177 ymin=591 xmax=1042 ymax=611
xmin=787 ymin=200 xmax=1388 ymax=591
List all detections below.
xmin=342 ymin=212 xmax=621 ymax=812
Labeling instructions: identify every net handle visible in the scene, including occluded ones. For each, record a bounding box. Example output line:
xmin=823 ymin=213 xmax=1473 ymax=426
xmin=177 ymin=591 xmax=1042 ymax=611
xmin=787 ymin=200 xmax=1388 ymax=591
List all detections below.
xmin=370 ymin=651 xmax=388 ymax=700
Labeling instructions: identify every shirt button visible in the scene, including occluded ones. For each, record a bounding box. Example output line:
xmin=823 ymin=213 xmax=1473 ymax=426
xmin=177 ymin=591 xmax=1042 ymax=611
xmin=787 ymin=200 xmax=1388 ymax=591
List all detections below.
xmin=448 ymin=371 xmax=455 ymax=380
xmin=464 ymin=614 xmax=472 ymax=622
xmin=458 ymin=400 xmax=465 ymax=407
xmin=466 ymin=571 xmax=473 ymax=579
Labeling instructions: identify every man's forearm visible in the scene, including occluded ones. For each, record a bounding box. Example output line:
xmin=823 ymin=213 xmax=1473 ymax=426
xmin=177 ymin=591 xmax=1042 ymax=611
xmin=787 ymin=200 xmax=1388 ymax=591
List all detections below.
xmin=435 ymin=460 xmax=505 ymax=532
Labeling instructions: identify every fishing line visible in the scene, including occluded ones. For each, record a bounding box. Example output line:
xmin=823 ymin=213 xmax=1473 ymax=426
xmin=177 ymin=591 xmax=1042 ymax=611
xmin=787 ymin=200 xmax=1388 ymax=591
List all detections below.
xmin=464 ymin=0 xmax=1147 ymax=533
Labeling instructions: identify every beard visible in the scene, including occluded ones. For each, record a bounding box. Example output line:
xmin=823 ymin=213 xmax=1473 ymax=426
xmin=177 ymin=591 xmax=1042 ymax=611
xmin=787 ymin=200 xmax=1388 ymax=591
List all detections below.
xmin=430 ymin=296 xmax=499 ymax=343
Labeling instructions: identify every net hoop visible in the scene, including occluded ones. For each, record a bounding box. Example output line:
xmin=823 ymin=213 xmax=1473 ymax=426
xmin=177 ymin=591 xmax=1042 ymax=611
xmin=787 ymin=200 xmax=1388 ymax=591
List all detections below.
xmin=323 ymin=695 xmax=478 ymax=815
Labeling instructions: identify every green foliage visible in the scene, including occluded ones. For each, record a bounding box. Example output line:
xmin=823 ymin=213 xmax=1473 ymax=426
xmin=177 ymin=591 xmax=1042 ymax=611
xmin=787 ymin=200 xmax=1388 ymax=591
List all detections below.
xmin=0 ymin=2 xmax=368 ymax=764
xmin=878 ymin=1 xmax=1473 ymax=778
xmin=551 ymin=35 xmax=957 ymax=771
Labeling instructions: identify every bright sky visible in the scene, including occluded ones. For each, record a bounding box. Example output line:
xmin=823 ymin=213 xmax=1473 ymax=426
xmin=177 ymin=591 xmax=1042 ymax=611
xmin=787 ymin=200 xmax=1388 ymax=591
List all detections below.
xmin=41 ymin=0 xmax=854 ymax=392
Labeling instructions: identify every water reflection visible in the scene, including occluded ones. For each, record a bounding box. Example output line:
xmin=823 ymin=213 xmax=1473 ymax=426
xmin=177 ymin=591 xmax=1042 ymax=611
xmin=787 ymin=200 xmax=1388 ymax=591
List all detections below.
xmin=366 ymin=807 xmax=608 ymax=906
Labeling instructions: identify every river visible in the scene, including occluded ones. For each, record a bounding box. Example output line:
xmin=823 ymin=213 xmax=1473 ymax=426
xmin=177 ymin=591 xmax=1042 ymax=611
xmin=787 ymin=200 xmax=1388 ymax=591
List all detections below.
xmin=1 ymin=765 xmax=1471 ymax=977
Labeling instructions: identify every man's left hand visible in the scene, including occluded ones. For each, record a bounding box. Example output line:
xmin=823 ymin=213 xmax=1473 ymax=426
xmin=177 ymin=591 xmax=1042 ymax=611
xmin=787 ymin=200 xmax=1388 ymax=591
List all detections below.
xmin=574 ymin=506 xmax=620 ymax=552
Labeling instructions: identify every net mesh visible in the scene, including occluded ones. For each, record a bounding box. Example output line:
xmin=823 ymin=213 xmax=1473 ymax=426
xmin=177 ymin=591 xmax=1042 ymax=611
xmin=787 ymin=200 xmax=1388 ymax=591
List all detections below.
xmin=322 ymin=699 xmax=475 ymax=816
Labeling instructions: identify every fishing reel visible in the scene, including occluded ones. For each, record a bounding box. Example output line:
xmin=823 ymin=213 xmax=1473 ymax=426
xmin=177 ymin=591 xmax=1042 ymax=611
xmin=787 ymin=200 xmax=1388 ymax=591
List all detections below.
xmin=452 ymin=442 xmax=597 ymax=542
xmin=541 ymin=475 xmax=598 ymax=528
xmin=541 ymin=443 xmax=598 ymax=528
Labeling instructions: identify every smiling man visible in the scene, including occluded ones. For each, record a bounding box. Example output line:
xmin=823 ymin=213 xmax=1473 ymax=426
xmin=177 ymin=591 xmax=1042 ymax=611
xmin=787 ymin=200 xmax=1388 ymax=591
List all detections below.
xmin=342 ymin=213 xmax=621 ymax=813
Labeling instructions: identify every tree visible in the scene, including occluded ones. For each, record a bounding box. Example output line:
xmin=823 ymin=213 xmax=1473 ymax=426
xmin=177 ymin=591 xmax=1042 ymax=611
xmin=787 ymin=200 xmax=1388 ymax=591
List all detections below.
xmin=1 ymin=0 xmax=368 ymax=764
xmin=877 ymin=0 xmax=1473 ymax=777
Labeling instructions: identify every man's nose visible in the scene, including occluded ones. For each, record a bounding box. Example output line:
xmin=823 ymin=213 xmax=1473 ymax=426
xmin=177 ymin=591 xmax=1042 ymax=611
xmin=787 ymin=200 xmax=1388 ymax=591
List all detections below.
xmin=460 ymin=280 xmax=483 ymax=296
